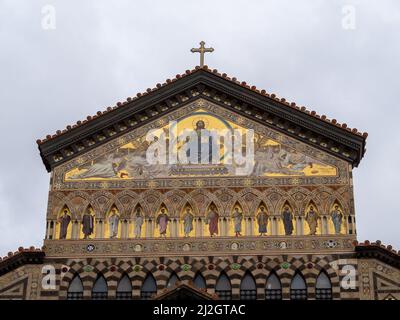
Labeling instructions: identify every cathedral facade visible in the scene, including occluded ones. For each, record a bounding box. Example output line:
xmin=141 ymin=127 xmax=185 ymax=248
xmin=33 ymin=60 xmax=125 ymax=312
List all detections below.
xmin=0 ymin=66 xmax=399 ymax=300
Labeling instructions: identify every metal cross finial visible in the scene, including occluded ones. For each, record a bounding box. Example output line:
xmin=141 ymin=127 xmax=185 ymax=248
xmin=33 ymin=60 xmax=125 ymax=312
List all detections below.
xmin=191 ymin=41 xmax=214 ymax=67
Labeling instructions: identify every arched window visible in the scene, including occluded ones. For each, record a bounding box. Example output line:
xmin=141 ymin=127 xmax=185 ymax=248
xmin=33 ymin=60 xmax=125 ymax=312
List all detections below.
xmin=316 ymin=271 xmax=332 ymax=300
xmin=290 ymin=272 xmax=307 ymax=300
xmin=215 ymin=272 xmax=232 ymax=300
xmin=240 ymin=272 xmax=257 ymax=300
xmin=67 ymin=275 xmax=83 ymax=300
xmin=116 ymin=274 xmax=132 ymax=300
xmin=141 ymin=273 xmax=157 ymax=300
xmin=265 ymin=272 xmax=282 ymax=300
xmin=193 ymin=272 xmax=206 ymax=289
xmin=92 ymin=274 xmax=108 ymax=300
xmin=167 ymin=273 xmax=180 ymax=288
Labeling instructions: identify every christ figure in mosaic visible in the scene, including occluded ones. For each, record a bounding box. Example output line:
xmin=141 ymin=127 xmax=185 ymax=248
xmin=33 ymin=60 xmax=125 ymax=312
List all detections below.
xmin=232 ymin=207 xmax=243 ymax=237
xmin=257 ymin=206 xmax=268 ymax=236
xmin=59 ymin=209 xmax=71 ymax=239
xmin=206 ymin=205 xmax=219 ymax=237
xmin=282 ymin=206 xmax=294 ymax=235
xmin=156 ymin=208 xmax=169 ymax=238
xmin=108 ymin=208 xmax=119 ymax=238
xmin=134 ymin=207 xmax=144 ymax=238
xmin=82 ymin=208 xmax=94 ymax=239
xmin=306 ymin=206 xmax=318 ymax=235
xmin=331 ymin=205 xmax=343 ymax=234
xmin=182 ymin=207 xmax=194 ymax=237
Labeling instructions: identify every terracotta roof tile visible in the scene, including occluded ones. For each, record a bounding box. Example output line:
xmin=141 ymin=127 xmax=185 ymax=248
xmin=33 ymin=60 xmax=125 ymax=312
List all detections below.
xmin=0 ymin=246 xmax=43 ymax=262
xmin=354 ymin=240 xmax=400 ymax=256
xmin=37 ymin=66 xmax=368 ymax=145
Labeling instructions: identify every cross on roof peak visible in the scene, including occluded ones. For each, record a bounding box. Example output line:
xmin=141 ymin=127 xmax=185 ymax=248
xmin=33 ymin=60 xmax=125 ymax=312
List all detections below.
xmin=190 ymin=41 xmax=214 ymax=67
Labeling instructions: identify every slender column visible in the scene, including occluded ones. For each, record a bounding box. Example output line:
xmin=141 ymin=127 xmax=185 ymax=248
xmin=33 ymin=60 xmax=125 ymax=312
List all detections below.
xmin=270 ymin=218 xmax=275 ymax=235
xmin=122 ymin=220 xmax=128 ymax=239
xmin=250 ymin=217 xmax=255 ymax=236
xmin=51 ymin=220 xmax=56 ymax=239
xmin=199 ymin=217 xmax=205 ymax=237
xmin=198 ymin=218 xmax=203 ymax=237
xmin=244 ymin=218 xmax=249 ymax=236
xmin=95 ymin=220 xmax=101 ymax=239
xmin=348 ymin=216 xmax=353 ymax=234
xmin=146 ymin=219 xmax=154 ymax=237
xmin=71 ymin=220 xmax=77 ymax=239
xmin=127 ymin=219 xmax=132 ymax=238
xmin=45 ymin=221 xmax=50 ymax=239
xmin=295 ymin=217 xmax=299 ymax=235
xmin=277 ymin=217 xmax=282 ymax=235
xmin=352 ymin=216 xmax=356 ymax=234
xmin=145 ymin=219 xmax=149 ymax=237
xmin=194 ymin=218 xmax=199 ymax=237
xmin=172 ymin=219 xmax=178 ymax=237
xmin=219 ymin=218 xmax=223 ymax=236
xmin=299 ymin=217 xmax=304 ymax=235
xmin=224 ymin=218 xmax=229 ymax=236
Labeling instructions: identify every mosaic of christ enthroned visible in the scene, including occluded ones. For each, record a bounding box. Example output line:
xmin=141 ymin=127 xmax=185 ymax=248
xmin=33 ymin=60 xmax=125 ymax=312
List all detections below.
xmin=64 ymin=109 xmax=337 ymax=181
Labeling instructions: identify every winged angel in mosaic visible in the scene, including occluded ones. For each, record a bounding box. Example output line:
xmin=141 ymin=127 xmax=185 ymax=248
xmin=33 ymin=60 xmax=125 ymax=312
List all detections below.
xmin=252 ymin=134 xmax=320 ymax=176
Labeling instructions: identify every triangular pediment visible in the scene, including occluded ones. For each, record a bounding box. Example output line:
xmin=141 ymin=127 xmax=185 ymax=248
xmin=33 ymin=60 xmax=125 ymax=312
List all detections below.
xmin=372 ymin=271 xmax=400 ymax=300
xmin=52 ymin=100 xmax=348 ymax=190
xmin=38 ymin=68 xmax=366 ymax=172
xmin=153 ymin=282 xmax=216 ymax=300
xmin=0 ymin=276 xmax=28 ymax=299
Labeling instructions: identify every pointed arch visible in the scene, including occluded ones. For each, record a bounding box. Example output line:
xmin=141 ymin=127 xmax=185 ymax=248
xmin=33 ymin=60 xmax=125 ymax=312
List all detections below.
xmin=240 ymin=271 xmax=257 ymax=300
xmin=57 ymin=205 xmax=72 ymax=240
xmin=290 ymin=272 xmax=307 ymax=300
xmin=105 ymin=204 xmax=120 ymax=239
xmin=229 ymin=199 xmax=247 ymax=217
xmin=132 ymin=198 xmax=152 ymax=218
xmin=116 ymin=274 xmax=132 ymax=300
xmin=141 ymin=273 xmax=157 ymax=300
xmin=115 ymin=189 xmax=139 ymax=218
xmin=90 ymin=190 xmax=113 ymax=219
xmin=167 ymin=272 xmax=180 ymax=288
xmin=328 ymin=200 xmax=344 ymax=235
xmin=215 ymin=272 xmax=232 ymax=300
xmin=81 ymin=204 xmax=96 ymax=239
xmin=189 ymin=188 xmax=221 ymax=217
xmin=305 ymin=200 xmax=320 ymax=235
xmin=207 ymin=201 xmax=219 ymax=213
xmin=306 ymin=200 xmax=319 ymax=212
xmin=84 ymin=204 xmax=95 ymax=218
xmin=193 ymin=272 xmax=206 ymax=289
xmin=281 ymin=200 xmax=295 ymax=236
xmin=67 ymin=274 xmax=83 ymax=300
xmin=180 ymin=202 xmax=194 ymax=217
xmin=157 ymin=202 xmax=169 ymax=215
xmin=265 ymin=271 xmax=282 ymax=300
xmin=230 ymin=201 xmax=244 ymax=214
xmin=316 ymin=271 xmax=332 ymax=300
xmin=132 ymin=202 xmax=147 ymax=221
xmin=92 ymin=274 xmax=108 ymax=300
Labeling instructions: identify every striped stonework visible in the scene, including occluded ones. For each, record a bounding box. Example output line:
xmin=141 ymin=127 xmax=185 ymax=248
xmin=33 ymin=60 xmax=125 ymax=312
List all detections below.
xmin=56 ymin=254 xmax=346 ymax=300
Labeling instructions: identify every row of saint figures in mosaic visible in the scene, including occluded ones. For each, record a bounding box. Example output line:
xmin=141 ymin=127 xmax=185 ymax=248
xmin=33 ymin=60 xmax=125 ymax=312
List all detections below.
xmin=52 ymin=200 xmax=353 ymax=240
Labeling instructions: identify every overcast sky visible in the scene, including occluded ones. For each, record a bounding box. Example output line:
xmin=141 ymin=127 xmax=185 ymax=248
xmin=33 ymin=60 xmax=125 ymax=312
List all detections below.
xmin=0 ymin=0 xmax=399 ymax=255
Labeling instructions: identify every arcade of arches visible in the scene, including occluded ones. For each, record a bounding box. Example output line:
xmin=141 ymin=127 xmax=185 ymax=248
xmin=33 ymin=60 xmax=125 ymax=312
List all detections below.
xmin=47 ymin=187 xmax=355 ymax=240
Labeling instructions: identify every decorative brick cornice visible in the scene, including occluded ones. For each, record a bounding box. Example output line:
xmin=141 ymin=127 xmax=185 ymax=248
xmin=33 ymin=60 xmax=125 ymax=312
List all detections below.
xmin=354 ymin=240 xmax=400 ymax=269
xmin=0 ymin=247 xmax=45 ymax=276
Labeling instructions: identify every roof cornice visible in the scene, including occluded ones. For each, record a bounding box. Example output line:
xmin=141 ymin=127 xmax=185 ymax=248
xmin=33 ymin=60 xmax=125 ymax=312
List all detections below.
xmin=38 ymin=66 xmax=367 ymax=172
